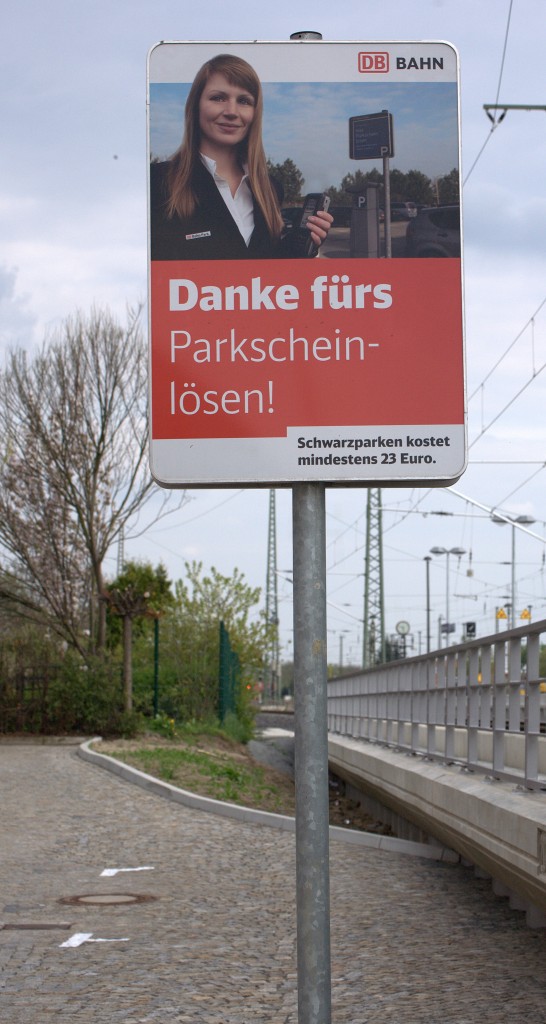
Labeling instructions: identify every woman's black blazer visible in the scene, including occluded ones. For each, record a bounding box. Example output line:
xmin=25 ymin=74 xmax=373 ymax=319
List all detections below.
xmin=150 ymin=160 xmax=311 ymax=261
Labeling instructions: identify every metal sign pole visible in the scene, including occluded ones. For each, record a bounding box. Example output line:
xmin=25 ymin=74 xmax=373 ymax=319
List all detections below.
xmin=290 ymin=30 xmax=331 ymax=1022
xmin=292 ymin=482 xmax=332 ymax=1024
xmin=383 ymin=152 xmax=392 ymax=258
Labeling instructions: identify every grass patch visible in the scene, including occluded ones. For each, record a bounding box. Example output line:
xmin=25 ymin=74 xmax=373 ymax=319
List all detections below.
xmin=93 ymin=730 xmax=393 ymax=834
xmin=96 ymin=736 xmax=296 ymax=815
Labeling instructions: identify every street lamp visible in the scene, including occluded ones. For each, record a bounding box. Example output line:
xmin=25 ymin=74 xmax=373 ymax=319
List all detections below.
xmin=491 ymin=514 xmax=536 ymax=628
xmin=430 ymin=546 xmax=466 ymax=646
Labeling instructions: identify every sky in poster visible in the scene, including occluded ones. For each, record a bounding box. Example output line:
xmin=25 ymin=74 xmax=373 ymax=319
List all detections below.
xmin=150 ymin=80 xmax=459 ymax=190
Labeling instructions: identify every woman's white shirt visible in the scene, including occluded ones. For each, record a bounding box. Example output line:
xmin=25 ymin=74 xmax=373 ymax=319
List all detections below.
xmin=200 ymin=153 xmax=254 ymax=245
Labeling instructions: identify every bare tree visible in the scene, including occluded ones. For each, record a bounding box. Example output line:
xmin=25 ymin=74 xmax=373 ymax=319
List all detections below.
xmin=0 ymin=306 xmax=185 ymax=654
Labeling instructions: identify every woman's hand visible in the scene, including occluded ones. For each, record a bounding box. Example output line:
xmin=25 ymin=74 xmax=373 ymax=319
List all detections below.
xmin=307 ymin=209 xmax=334 ymax=247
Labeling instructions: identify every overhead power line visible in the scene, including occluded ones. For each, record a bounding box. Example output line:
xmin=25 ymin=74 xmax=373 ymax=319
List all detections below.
xmin=469 ymin=355 xmax=546 ymax=450
xmin=466 ymin=101 xmax=546 ymax=184
xmin=492 ymin=0 xmax=514 ymax=111
xmin=468 ymin=296 xmax=546 ymax=402
xmin=463 ymin=0 xmax=513 ymax=183
xmin=467 ymin=294 xmax=546 ymax=462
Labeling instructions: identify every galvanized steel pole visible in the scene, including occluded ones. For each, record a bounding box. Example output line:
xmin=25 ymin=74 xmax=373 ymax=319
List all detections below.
xmin=289 ymin=36 xmax=331 ymax=1021
xmin=292 ymin=482 xmax=332 ymax=1024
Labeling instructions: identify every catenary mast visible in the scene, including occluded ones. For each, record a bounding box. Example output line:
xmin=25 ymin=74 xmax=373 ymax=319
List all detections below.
xmin=363 ymin=488 xmax=386 ymax=667
xmin=265 ymin=489 xmax=280 ymax=701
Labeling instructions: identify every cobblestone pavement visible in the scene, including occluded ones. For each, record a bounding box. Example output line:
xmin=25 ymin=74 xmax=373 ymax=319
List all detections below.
xmin=1 ymin=742 xmax=546 ymax=1023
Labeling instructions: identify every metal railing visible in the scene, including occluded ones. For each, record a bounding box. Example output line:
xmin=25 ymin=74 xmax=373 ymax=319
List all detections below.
xmin=327 ymin=619 xmax=546 ymax=790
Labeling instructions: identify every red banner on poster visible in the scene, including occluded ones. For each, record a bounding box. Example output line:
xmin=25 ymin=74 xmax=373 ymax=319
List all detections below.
xmin=151 ymin=258 xmax=463 ymax=440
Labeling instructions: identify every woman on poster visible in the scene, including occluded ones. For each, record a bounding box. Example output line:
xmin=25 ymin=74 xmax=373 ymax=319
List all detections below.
xmin=150 ymin=53 xmax=333 ymax=261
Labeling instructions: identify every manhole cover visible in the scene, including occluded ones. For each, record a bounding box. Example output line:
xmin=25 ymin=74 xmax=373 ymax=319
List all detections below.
xmin=59 ymin=893 xmax=157 ymax=907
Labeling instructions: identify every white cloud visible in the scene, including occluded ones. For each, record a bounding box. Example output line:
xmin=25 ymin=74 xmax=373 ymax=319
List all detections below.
xmin=0 ymin=265 xmax=37 ymax=357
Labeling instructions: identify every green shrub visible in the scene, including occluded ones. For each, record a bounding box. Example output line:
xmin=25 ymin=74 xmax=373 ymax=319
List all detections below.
xmin=44 ymin=654 xmax=115 ymax=733
xmin=222 ymin=710 xmax=254 ymax=745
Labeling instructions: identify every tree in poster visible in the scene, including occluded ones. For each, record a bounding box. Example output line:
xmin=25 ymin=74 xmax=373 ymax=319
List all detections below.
xmin=267 ymin=157 xmax=305 ymax=205
xmin=436 ymin=168 xmax=460 ymax=205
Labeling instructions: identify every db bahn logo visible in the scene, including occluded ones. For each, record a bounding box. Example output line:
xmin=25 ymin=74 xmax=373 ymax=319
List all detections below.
xmin=358 ymin=52 xmax=389 ymax=73
xmin=358 ymin=52 xmax=446 ymax=73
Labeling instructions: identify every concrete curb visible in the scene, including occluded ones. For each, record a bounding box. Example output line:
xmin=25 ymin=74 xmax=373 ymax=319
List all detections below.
xmin=0 ymin=735 xmax=88 ymax=746
xmin=78 ymin=739 xmax=458 ymax=862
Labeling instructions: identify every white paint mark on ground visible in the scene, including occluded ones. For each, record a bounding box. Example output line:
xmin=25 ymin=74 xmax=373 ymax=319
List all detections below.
xmin=259 ymin=728 xmax=294 ymax=738
xmin=100 ymin=866 xmax=155 ymax=877
xmin=60 ymin=933 xmax=94 ymax=948
xmin=60 ymin=933 xmax=130 ymax=948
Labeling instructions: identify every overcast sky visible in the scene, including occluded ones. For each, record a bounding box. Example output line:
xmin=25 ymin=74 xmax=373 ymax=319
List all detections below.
xmin=2 ymin=0 xmax=546 ymax=666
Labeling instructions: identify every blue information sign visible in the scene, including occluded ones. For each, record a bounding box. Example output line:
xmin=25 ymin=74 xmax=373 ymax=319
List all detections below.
xmin=349 ymin=110 xmax=394 ymax=160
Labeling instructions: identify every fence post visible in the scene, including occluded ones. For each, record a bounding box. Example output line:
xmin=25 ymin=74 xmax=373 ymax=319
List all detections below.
xmin=218 ymin=621 xmax=240 ymax=722
xmin=219 ymin=620 xmax=228 ymax=722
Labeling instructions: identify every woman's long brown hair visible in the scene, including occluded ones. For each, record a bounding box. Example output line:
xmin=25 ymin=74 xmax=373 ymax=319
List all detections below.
xmin=166 ymin=54 xmax=284 ymax=240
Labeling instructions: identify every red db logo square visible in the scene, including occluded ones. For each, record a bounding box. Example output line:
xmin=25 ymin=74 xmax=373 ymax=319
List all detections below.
xmin=358 ymin=52 xmax=389 ymax=73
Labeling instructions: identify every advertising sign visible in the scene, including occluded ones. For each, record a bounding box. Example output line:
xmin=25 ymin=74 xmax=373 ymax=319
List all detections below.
xmin=147 ymin=40 xmax=465 ymax=487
